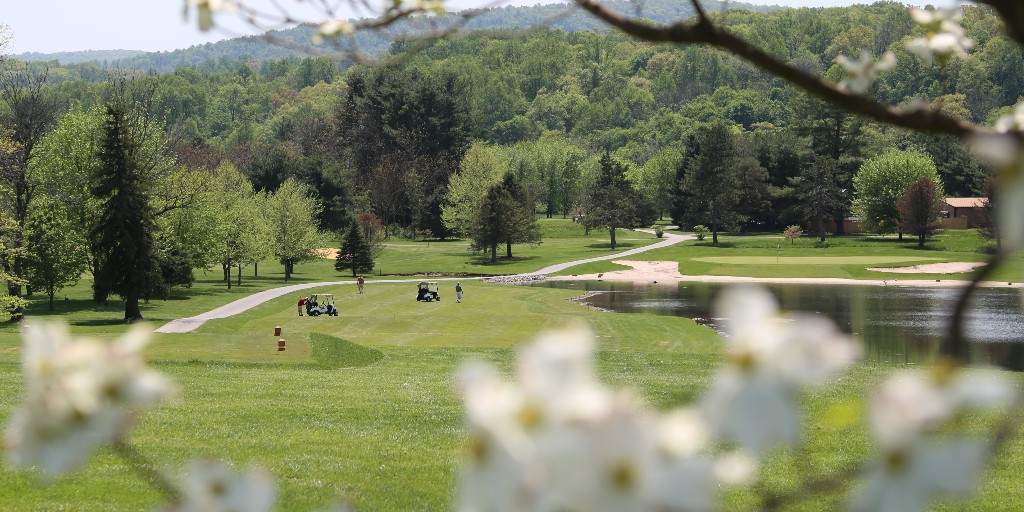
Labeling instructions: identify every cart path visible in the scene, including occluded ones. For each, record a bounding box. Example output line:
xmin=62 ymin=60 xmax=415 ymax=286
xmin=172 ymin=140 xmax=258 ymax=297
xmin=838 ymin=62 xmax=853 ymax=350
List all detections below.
xmin=154 ymin=230 xmax=691 ymax=333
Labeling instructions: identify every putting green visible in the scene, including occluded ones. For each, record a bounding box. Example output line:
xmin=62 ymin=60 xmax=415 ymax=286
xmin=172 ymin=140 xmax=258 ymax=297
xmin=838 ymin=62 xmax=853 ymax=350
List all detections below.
xmin=691 ymin=256 xmax=942 ymax=265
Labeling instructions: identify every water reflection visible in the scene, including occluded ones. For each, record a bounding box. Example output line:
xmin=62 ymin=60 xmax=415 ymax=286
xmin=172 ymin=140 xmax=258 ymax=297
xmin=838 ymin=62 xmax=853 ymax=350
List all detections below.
xmin=542 ymin=281 xmax=1024 ymax=370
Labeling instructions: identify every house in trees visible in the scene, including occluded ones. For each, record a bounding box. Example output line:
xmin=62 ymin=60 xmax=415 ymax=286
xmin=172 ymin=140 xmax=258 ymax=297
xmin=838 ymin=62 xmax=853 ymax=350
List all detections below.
xmin=940 ymin=197 xmax=988 ymax=229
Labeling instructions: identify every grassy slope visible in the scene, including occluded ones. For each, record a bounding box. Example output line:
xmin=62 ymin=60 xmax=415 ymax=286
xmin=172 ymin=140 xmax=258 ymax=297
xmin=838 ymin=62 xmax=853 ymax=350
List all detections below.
xmin=0 ymin=223 xmax=1021 ymax=510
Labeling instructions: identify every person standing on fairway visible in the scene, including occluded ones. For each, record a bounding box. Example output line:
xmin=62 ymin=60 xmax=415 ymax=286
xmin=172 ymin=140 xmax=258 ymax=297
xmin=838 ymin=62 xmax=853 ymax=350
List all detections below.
xmin=455 ymin=283 xmax=463 ymax=303
xmin=357 ymin=275 xmax=365 ymax=294
xmin=297 ymin=296 xmax=307 ymax=316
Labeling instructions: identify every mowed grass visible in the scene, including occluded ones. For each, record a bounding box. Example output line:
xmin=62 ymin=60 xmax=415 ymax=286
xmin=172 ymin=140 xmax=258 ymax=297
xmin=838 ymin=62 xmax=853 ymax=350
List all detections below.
xmin=1 ymin=223 xmax=1023 ymax=509
xmin=0 ymin=282 xmax=726 ymax=510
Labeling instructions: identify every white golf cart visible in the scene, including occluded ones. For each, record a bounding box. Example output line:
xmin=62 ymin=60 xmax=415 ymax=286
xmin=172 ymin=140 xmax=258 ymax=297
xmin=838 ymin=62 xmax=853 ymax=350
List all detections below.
xmin=415 ymin=281 xmax=441 ymax=302
xmin=306 ymin=293 xmax=339 ymax=316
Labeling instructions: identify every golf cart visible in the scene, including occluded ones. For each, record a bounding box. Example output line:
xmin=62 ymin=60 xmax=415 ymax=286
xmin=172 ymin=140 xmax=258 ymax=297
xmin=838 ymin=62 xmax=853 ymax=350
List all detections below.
xmin=416 ymin=281 xmax=441 ymax=302
xmin=306 ymin=294 xmax=339 ymax=316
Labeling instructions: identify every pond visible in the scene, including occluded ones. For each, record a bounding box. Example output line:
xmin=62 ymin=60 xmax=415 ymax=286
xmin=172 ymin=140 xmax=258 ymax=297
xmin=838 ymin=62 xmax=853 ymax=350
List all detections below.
xmin=540 ymin=280 xmax=1024 ymax=370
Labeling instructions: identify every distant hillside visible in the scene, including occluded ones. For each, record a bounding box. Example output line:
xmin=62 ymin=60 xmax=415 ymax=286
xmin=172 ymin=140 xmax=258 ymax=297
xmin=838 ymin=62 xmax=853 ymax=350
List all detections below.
xmin=18 ymin=49 xmax=148 ymax=64
xmin=17 ymin=0 xmax=779 ymax=72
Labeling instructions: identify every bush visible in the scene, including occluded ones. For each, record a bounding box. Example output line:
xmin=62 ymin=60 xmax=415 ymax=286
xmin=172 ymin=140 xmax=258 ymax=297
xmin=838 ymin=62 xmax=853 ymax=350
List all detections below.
xmin=693 ymin=224 xmax=710 ymax=241
xmin=784 ymin=225 xmax=804 ymax=244
xmin=653 ymin=225 xmax=664 ymax=238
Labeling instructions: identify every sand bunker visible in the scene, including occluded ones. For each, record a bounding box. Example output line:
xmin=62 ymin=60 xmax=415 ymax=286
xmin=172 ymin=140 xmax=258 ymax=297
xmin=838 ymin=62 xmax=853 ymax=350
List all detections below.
xmin=865 ymin=261 xmax=987 ymax=274
xmin=548 ymin=260 xmax=1014 ymax=288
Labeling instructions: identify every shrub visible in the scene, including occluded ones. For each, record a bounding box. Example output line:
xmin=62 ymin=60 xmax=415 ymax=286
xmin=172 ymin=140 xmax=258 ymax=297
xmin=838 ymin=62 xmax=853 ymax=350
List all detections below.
xmin=784 ymin=225 xmax=804 ymax=244
xmin=653 ymin=225 xmax=664 ymax=238
xmin=693 ymin=224 xmax=710 ymax=241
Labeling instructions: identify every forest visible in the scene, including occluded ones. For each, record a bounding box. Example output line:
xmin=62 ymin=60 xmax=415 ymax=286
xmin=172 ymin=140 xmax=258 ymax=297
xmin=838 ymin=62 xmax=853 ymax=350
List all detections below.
xmin=1 ymin=1 xmax=1021 ymax=317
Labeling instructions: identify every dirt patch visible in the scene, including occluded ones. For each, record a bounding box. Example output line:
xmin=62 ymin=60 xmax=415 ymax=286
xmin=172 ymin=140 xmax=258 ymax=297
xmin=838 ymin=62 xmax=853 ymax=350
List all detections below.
xmin=865 ymin=262 xmax=987 ymax=274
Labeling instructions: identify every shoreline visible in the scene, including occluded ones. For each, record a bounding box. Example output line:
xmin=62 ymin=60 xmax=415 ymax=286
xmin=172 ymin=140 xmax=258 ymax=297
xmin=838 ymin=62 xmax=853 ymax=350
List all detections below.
xmin=544 ymin=260 xmax=1022 ymax=289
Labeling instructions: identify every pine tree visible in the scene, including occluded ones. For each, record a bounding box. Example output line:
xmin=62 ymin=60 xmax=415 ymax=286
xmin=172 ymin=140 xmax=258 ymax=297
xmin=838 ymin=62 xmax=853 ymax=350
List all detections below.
xmin=90 ymin=102 xmax=162 ymax=322
xmin=584 ymin=154 xmax=657 ymax=249
xmin=335 ymin=222 xmax=374 ymax=277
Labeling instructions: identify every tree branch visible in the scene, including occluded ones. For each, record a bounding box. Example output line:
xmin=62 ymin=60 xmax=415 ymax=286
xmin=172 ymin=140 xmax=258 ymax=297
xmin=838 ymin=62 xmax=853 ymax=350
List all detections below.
xmin=572 ymin=0 xmax=982 ymax=139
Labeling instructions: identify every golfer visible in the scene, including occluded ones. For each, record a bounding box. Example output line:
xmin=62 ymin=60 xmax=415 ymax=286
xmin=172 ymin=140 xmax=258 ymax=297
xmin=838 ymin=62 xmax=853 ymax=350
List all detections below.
xmin=357 ymin=275 xmax=365 ymax=294
xmin=297 ymin=296 xmax=307 ymax=316
xmin=455 ymin=283 xmax=463 ymax=303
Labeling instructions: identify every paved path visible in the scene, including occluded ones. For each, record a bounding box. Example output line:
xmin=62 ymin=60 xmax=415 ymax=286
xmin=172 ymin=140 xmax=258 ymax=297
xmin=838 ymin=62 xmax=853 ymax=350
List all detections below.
xmin=154 ymin=230 xmax=691 ymax=333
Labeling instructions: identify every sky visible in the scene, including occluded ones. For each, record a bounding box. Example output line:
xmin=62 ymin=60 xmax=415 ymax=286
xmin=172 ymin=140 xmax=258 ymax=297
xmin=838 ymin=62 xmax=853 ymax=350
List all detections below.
xmin=5 ymin=0 xmax=962 ymax=55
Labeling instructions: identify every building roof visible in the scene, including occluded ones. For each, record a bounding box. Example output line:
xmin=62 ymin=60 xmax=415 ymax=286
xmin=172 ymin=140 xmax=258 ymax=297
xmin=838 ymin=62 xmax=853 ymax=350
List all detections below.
xmin=945 ymin=197 xmax=988 ymax=208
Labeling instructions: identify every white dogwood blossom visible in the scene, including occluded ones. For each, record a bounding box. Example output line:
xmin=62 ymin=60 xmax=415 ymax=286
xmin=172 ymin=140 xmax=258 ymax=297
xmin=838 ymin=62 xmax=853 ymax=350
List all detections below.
xmin=906 ymin=7 xmax=973 ymax=64
xmin=164 ymin=459 xmax=276 ymax=512
xmin=457 ymin=325 xmax=728 ymax=511
xmin=183 ymin=0 xmax=238 ymax=32
xmin=851 ymin=366 xmax=1013 ymax=512
xmin=701 ymin=286 xmax=860 ymax=454
xmin=969 ymin=102 xmax=1024 ymax=251
xmin=836 ymin=50 xmax=896 ymax=94
xmin=4 ymin=322 xmax=178 ymax=478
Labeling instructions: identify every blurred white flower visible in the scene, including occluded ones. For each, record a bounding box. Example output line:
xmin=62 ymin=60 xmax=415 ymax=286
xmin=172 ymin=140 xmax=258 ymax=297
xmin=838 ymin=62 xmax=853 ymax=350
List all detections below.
xmin=968 ymin=129 xmax=1024 ymax=251
xmin=457 ymin=326 xmax=726 ymax=511
xmin=183 ymin=0 xmax=238 ymax=32
xmin=836 ymin=50 xmax=896 ymax=94
xmin=313 ymin=19 xmax=354 ymax=44
xmin=850 ymin=440 xmax=988 ymax=512
xmin=5 ymin=322 xmax=178 ymax=477
xmin=701 ymin=286 xmax=859 ymax=454
xmin=870 ymin=367 xmax=1014 ymax=447
xmin=853 ymin=366 xmax=1015 ymax=511
xmin=906 ymin=7 xmax=973 ymax=64
xmin=164 ymin=459 xmax=275 ymax=512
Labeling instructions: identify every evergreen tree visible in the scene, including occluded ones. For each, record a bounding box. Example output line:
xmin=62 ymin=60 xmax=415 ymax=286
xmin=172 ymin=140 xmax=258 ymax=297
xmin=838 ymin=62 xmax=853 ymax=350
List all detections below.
xmin=498 ymin=172 xmax=542 ymax=258
xmin=790 ymin=154 xmax=845 ymax=242
xmin=583 ymin=153 xmax=657 ymax=249
xmin=471 ymin=184 xmax=515 ymax=263
xmin=335 ymin=222 xmax=374 ymax=277
xmin=89 ymin=102 xmax=162 ymax=321
xmin=680 ymin=122 xmax=741 ymax=245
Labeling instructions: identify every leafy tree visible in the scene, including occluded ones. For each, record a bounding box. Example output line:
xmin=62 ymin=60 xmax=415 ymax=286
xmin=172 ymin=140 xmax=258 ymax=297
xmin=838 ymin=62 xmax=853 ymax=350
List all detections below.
xmin=24 ymin=200 xmax=89 ymax=310
xmin=583 ymin=153 xmax=656 ymax=249
xmin=442 ymin=142 xmax=507 ymax=237
xmin=89 ymin=101 xmax=162 ymax=321
xmin=0 ymin=62 xmax=56 ymax=320
xmin=897 ymin=179 xmax=946 ymax=248
xmin=853 ymin=149 xmax=942 ymax=237
xmin=335 ymin=222 xmax=374 ymax=277
xmin=265 ymin=179 xmax=326 ymax=281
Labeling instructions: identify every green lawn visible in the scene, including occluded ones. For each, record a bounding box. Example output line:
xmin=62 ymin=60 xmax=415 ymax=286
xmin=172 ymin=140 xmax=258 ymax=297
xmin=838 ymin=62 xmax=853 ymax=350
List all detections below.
xmin=0 ymin=224 xmax=1021 ymax=510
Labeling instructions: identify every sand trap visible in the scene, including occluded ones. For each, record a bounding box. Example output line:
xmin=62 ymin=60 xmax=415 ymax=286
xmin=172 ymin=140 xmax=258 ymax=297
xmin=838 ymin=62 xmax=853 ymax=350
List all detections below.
xmin=316 ymin=248 xmax=339 ymax=259
xmin=866 ymin=262 xmax=987 ymax=274
xmin=547 ymin=260 xmax=1016 ymax=288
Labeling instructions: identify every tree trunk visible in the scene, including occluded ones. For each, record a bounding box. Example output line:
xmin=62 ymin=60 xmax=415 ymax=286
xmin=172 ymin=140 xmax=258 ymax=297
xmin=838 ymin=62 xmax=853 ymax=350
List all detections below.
xmin=48 ymin=291 xmax=55 ymax=311
xmin=609 ymin=227 xmax=617 ymax=249
xmin=834 ymin=213 xmax=846 ymax=236
xmin=817 ymin=213 xmax=825 ymax=243
xmin=506 ymin=241 xmax=513 ymax=258
xmin=898 ymin=229 xmax=904 ymax=241
xmin=223 ymin=263 xmax=230 ymax=282
xmin=237 ymin=264 xmax=242 ymax=285
xmin=490 ymin=243 xmax=497 ymax=262
xmin=254 ymin=262 xmax=258 ymax=276
xmin=918 ymin=233 xmax=925 ymax=248
xmin=125 ymin=293 xmax=143 ymax=322
xmin=284 ymin=259 xmax=292 ymax=282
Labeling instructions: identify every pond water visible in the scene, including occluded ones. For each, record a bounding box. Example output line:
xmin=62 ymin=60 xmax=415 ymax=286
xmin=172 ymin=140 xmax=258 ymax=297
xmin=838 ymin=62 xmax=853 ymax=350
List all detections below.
xmin=540 ymin=281 xmax=1024 ymax=370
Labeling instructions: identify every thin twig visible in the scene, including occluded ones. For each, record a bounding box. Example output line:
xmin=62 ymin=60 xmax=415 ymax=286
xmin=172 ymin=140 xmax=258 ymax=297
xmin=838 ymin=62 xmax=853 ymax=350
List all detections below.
xmin=946 ymin=248 xmax=1007 ymax=364
xmin=112 ymin=441 xmax=181 ymax=503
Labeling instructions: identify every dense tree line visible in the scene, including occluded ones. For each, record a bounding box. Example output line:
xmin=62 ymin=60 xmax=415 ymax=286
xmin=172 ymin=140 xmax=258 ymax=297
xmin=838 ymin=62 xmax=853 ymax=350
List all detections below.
xmin=1 ymin=2 xmax=1021 ymax=318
